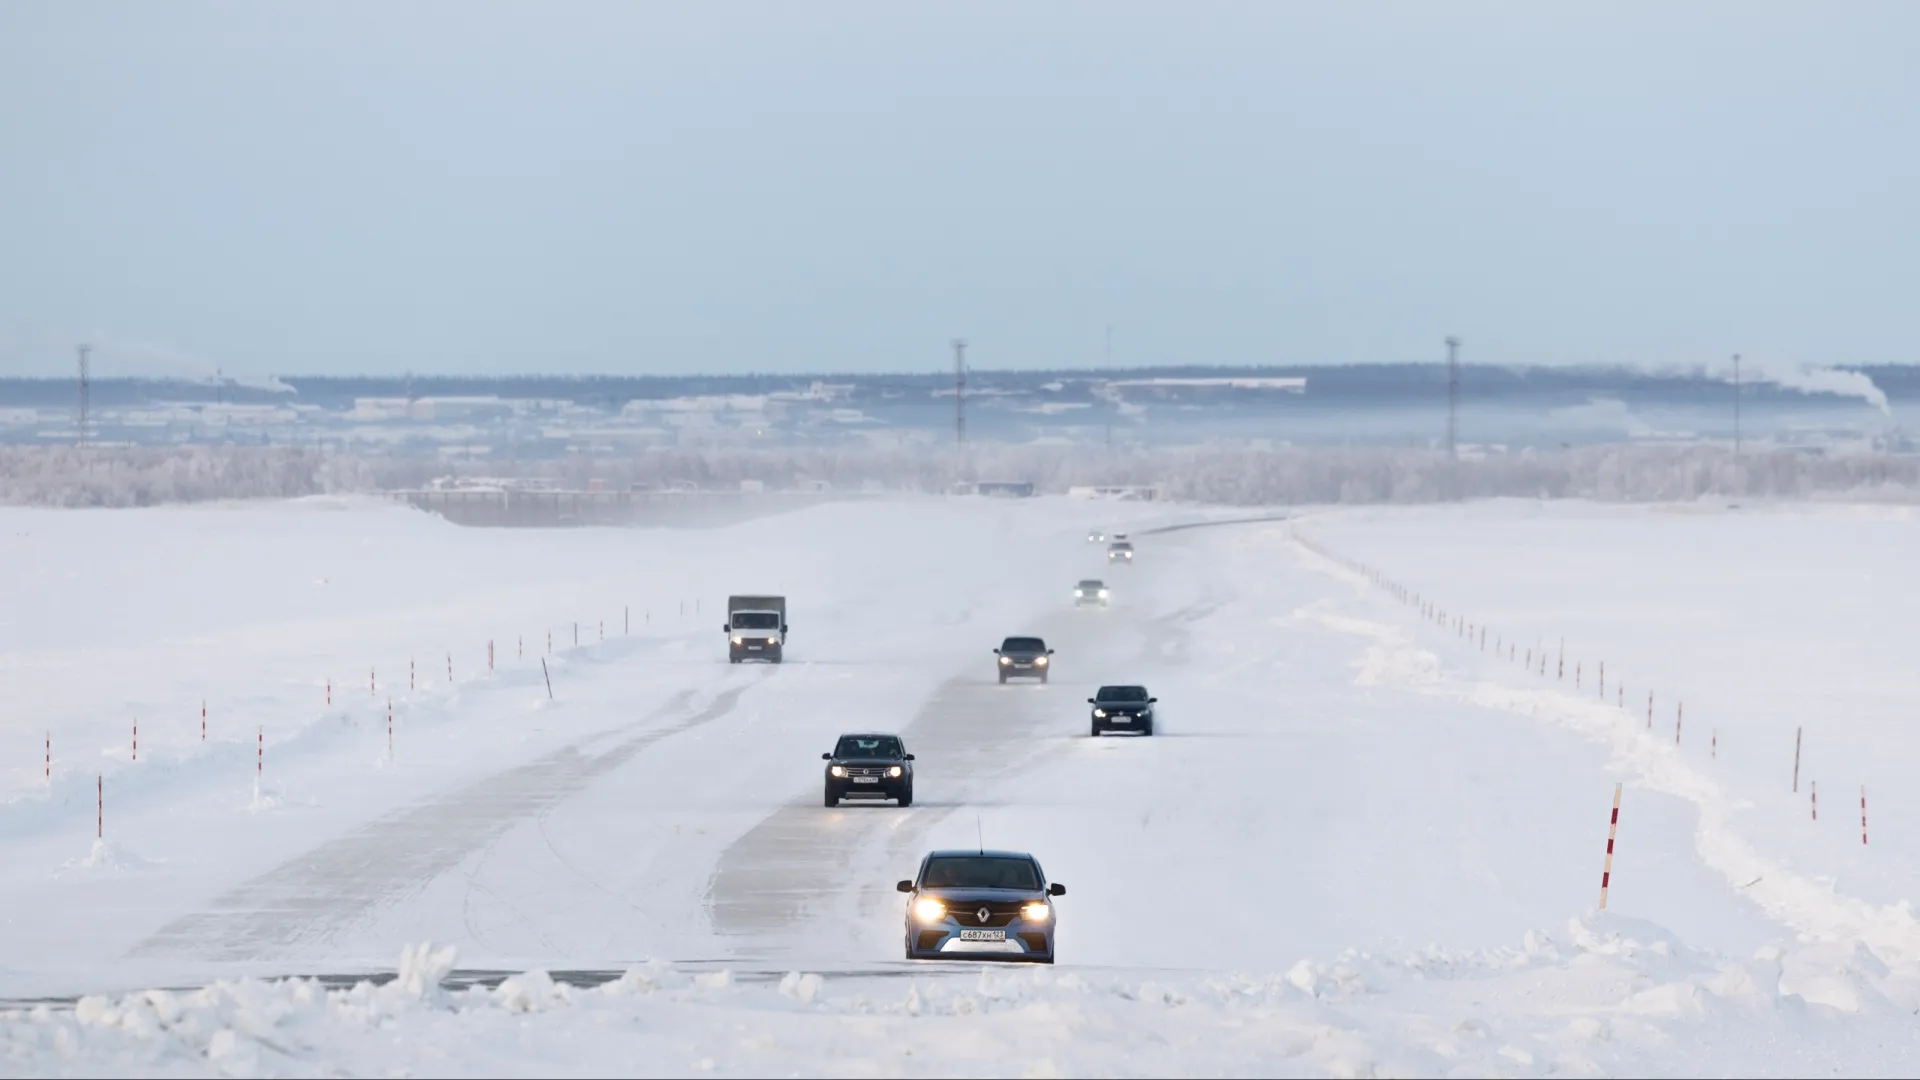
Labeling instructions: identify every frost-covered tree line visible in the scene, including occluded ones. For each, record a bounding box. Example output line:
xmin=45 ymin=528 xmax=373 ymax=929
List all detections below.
xmin=1 ymin=443 xmax=1918 ymax=507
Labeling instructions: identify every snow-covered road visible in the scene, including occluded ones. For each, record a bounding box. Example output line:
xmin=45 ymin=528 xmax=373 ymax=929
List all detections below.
xmin=6 ymin=496 xmax=1920 ymax=1076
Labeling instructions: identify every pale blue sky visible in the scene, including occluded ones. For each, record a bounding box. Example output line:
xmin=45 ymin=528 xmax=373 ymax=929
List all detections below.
xmin=2 ymin=2 xmax=1915 ymax=378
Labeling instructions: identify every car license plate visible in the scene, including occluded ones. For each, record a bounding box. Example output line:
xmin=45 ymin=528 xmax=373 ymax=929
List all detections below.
xmin=958 ymin=929 xmax=1006 ymax=942
xmin=852 ymin=776 xmax=879 ymax=784
xmin=1110 ymin=716 xmax=1131 ymax=723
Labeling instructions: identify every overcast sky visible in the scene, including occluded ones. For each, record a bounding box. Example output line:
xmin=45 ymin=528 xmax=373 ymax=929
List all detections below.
xmin=2 ymin=2 xmax=1915 ymax=379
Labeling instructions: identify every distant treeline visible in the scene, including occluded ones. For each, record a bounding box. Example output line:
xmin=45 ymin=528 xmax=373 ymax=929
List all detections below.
xmin=3 ymin=444 xmax=1916 ymax=509
xmin=0 ymin=363 xmax=1912 ymax=409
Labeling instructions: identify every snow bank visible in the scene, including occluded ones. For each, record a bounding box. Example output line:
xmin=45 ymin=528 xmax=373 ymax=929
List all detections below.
xmin=9 ymin=926 xmax=1917 ymax=1078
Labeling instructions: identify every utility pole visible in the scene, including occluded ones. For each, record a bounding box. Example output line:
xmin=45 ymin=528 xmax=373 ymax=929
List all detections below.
xmin=1732 ymin=353 xmax=1742 ymax=454
xmin=76 ymin=344 xmax=91 ymax=446
xmin=1444 ymin=336 xmax=1461 ymax=458
xmin=953 ymin=338 xmax=968 ymax=448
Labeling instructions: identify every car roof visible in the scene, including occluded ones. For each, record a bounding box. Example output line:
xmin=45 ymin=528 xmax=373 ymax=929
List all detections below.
xmin=1001 ymin=635 xmax=1046 ymax=643
xmin=1077 ymin=579 xmax=1104 ymax=584
xmin=926 ymin=849 xmax=1036 ymax=860
xmin=835 ymin=732 xmax=904 ymax=741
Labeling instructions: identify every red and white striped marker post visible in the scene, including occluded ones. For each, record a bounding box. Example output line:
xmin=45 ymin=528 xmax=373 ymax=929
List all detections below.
xmin=387 ymin=698 xmax=394 ymax=758
xmin=1646 ymin=692 xmax=1653 ymax=730
xmin=1861 ymin=786 xmax=1869 ymax=846
xmin=599 ymin=621 xmax=604 ymax=642
xmin=1599 ymin=783 xmax=1623 ymax=909
xmin=574 ymin=621 xmax=580 ymax=646
xmin=371 ymin=667 xmax=376 ymax=697
xmin=488 ymin=640 xmax=494 ymax=673
xmin=447 ymin=653 xmax=453 ymax=682
xmin=132 ymin=718 xmax=138 ymax=761
xmin=547 ymin=631 xmax=552 ymax=654
xmin=518 ymin=635 xmax=523 ymax=660
xmin=201 ymin=700 xmax=207 ymax=742
xmin=1617 ymin=685 xmax=1623 ymax=707
xmin=1675 ymin=702 xmax=1683 ymax=746
xmin=257 ymin=725 xmax=263 ymax=782
xmin=1558 ymin=640 xmax=1565 ymax=681
xmin=327 ymin=679 xmax=332 ymax=706
xmin=1576 ymin=662 xmax=1582 ymax=689
xmin=1599 ymin=662 xmax=1605 ymax=697
xmin=45 ymin=731 xmax=50 ymax=782
xmin=1712 ymin=729 xmax=1717 ymax=760
xmin=1812 ymin=780 xmax=1818 ymax=821
xmin=97 ymin=774 xmax=102 ymax=840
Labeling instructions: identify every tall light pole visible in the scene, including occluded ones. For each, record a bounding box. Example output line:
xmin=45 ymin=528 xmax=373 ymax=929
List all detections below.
xmin=1732 ymin=353 xmax=1742 ymax=454
xmin=1444 ymin=336 xmax=1461 ymax=458
xmin=953 ymin=338 xmax=968 ymax=448
xmin=76 ymin=344 xmax=91 ymax=447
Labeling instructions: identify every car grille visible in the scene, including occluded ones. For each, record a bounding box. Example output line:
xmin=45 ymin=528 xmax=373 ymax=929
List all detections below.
xmin=844 ymin=766 xmax=892 ymax=778
xmin=946 ymin=900 xmax=1028 ymax=928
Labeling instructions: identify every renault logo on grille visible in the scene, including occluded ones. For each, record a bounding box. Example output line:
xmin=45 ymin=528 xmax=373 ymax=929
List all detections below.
xmin=976 ymin=907 xmax=991 ymax=924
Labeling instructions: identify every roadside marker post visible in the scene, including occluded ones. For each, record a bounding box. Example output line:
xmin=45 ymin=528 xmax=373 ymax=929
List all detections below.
xmin=1599 ymin=784 xmax=1623 ymax=909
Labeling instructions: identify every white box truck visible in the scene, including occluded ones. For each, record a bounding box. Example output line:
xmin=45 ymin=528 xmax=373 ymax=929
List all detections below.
xmin=724 ymin=595 xmax=787 ymax=663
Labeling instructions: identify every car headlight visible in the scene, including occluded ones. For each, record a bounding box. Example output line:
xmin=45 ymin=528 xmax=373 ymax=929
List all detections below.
xmin=1034 ymin=656 xmax=1048 ymax=665
xmin=913 ymin=898 xmax=946 ymax=922
xmin=1099 ymin=589 xmax=1109 ymax=597
xmin=1022 ymin=902 xmax=1051 ymax=922
xmin=1093 ymin=708 xmax=1106 ymax=717
xmin=765 ymin=636 xmax=779 ymax=645
xmin=999 ymin=656 xmax=1011 ymax=665
xmin=888 ymin=765 xmax=902 ymax=778
xmin=731 ymin=636 xmax=743 ymax=645
xmin=829 ymin=765 xmax=846 ymax=777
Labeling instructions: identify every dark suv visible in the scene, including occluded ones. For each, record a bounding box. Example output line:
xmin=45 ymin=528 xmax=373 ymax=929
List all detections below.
xmin=898 ymin=850 xmax=1065 ymax=963
xmin=823 ymin=732 xmax=914 ymax=807
xmin=1089 ymin=685 xmax=1156 ymax=736
xmin=993 ymin=636 xmax=1054 ymax=684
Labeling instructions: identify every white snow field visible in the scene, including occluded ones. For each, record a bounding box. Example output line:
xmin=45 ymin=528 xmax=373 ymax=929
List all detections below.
xmin=4 ymin=495 xmax=1920 ymax=1077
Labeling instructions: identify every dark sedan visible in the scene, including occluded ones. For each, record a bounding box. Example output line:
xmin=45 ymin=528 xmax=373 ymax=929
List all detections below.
xmin=1089 ymin=685 xmax=1156 ymax=736
xmin=898 ymin=850 xmax=1064 ymax=963
xmin=994 ymin=636 xmax=1054 ymax=684
xmin=823 ymin=732 xmax=914 ymax=807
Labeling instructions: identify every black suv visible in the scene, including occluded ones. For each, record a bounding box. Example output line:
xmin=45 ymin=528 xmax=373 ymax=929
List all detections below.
xmin=1089 ymin=685 xmax=1156 ymax=736
xmin=993 ymin=636 xmax=1054 ymax=683
xmin=823 ymin=732 xmax=914 ymax=807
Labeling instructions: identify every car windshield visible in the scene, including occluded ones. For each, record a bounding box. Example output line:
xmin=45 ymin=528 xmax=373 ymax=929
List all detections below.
xmin=921 ymin=856 xmax=1042 ymax=890
xmin=1110 ymin=542 xmax=1132 ymax=550
xmin=732 ymin=612 xmax=779 ymax=630
xmin=1001 ymin=637 xmax=1045 ymax=653
xmin=1097 ymin=686 xmax=1149 ymax=702
xmin=835 ymin=735 xmax=903 ymax=759
xmin=1078 ymin=580 xmax=1103 ymax=588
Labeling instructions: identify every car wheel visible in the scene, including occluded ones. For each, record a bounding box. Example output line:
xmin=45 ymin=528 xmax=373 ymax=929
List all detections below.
xmin=824 ymin=788 xmax=838 ymax=808
xmin=1090 ymin=723 xmax=1101 ymax=737
xmin=998 ymin=672 xmax=1007 ymax=684
xmin=1040 ymin=672 xmax=1049 ymax=684
xmin=898 ymin=786 xmax=913 ymax=808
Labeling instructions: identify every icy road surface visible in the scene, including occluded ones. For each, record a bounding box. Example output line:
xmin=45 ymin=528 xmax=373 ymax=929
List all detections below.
xmin=4 ymin=495 xmax=1920 ymax=1076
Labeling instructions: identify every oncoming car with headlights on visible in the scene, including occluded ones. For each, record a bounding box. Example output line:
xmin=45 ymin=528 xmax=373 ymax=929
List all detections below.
xmin=823 ymin=732 xmax=914 ymax=807
xmin=897 ymin=850 xmax=1065 ymax=963
xmin=993 ymin=636 xmax=1054 ymax=683
xmin=1073 ymin=579 xmax=1110 ymax=607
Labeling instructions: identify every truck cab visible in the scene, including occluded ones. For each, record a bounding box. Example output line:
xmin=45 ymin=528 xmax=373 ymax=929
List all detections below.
xmin=725 ymin=594 xmax=788 ymax=663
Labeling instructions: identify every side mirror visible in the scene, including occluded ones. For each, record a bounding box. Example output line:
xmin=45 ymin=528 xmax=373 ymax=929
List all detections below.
xmin=895 ymin=880 xmax=914 ymax=894
xmin=1148 ymin=697 xmax=1158 ymax=703
xmin=821 ymin=752 xmax=831 ymax=760
xmin=1048 ymin=649 xmax=1056 ymax=655
xmin=781 ymin=624 xmax=789 ymax=634
xmin=1086 ymin=698 xmax=1096 ymax=704
xmin=992 ymin=648 xmax=1000 ymax=655
xmin=721 ymin=623 xmax=730 ymax=633
xmin=904 ymin=753 xmax=916 ymax=761
xmin=1049 ymin=883 xmax=1066 ymax=897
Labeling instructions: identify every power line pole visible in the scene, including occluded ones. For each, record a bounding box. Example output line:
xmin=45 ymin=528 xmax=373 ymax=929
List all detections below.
xmin=76 ymin=344 xmax=91 ymax=446
xmin=953 ymin=338 xmax=968 ymax=447
xmin=1732 ymin=353 xmax=1742 ymax=454
xmin=1444 ymin=336 xmax=1461 ymax=458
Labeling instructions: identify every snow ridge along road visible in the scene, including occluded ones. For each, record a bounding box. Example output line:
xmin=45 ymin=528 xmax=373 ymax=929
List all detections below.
xmin=132 ymin=684 xmax=754 ymax=964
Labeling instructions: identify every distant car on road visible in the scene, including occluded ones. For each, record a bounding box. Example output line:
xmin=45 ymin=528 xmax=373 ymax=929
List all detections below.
xmin=1087 ymin=529 xmax=1106 ymax=543
xmin=993 ymin=636 xmax=1054 ymax=683
xmin=1106 ymin=540 xmax=1134 ymax=564
xmin=1073 ymin=579 xmax=1110 ymax=607
xmin=1089 ymin=685 xmax=1156 ymax=736
xmin=898 ymin=849 xmax=1065 ymax=963
xmin=823 ymin=732 xmax=914 ymax=807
